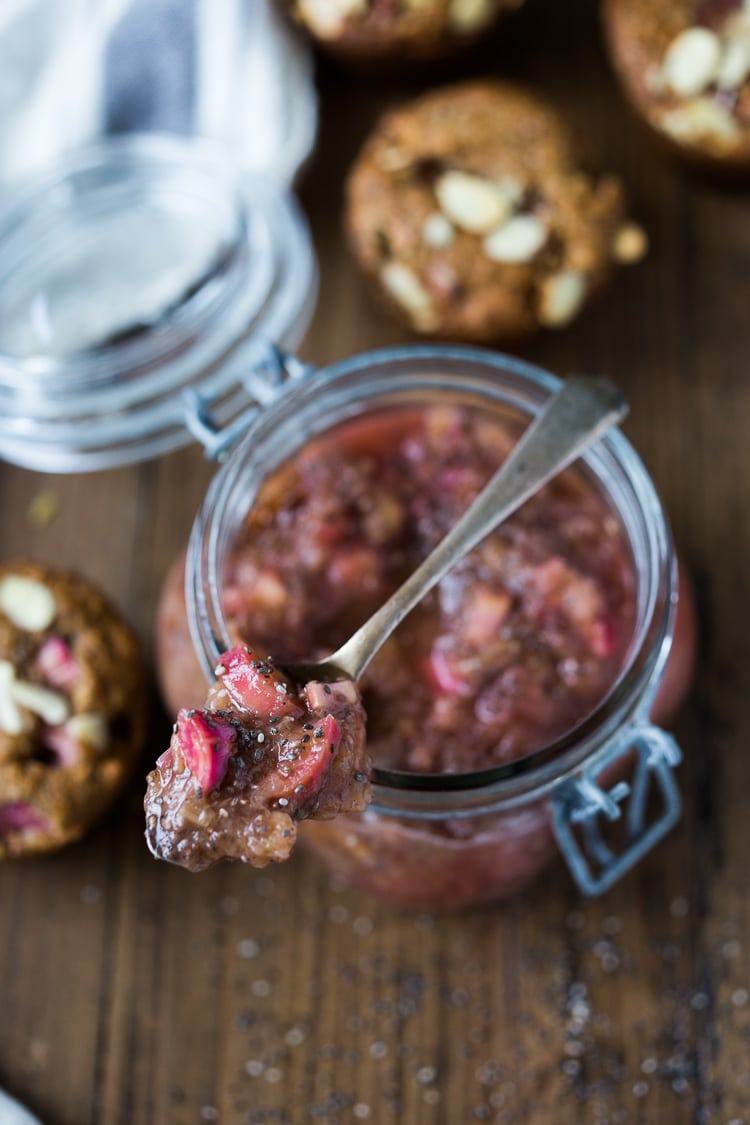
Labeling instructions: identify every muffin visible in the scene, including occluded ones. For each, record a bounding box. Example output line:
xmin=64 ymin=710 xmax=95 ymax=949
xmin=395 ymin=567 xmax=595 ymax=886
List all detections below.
xmin=0 ymin=562 xmax=146 ymax=858
xmin=345 ymin=81 xmax=647 ymax=342
xmin=286 ymin=0 xmax=525 ymax=64
xmin=603 ymin=0 xmax=750 ymax=168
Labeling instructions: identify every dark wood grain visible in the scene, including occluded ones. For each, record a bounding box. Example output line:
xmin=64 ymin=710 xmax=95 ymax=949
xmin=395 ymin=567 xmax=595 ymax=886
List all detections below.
xmin=2 ymin=0 xmax=749 ymax=1122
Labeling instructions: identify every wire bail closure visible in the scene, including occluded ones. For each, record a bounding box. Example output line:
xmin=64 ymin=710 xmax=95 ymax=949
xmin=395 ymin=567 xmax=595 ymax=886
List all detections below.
xmin=182 ymin=342 xmax=313 ymax=461
xmin=552 ymin=723 xmax=682 ymax=895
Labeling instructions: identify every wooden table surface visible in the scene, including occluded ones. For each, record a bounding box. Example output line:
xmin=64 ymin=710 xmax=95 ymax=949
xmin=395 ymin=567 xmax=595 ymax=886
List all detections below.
xmin=2 ymin=2 xmax=750 ymax=1122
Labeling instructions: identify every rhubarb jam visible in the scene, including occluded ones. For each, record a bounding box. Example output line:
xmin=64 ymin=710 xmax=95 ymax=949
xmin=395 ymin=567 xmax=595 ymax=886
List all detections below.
xmin=164 ymin=346 xmax=695 ymax=907
xmin=220 ymin=404 xmax=636 ymax=774
xmin=145 ymin=645 xmax=369 ymax=872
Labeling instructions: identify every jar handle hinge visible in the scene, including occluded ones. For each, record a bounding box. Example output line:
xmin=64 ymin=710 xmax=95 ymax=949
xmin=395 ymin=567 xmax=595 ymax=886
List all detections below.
xmin=551 ymin=724 xmax=682 ymax=896
xmin=182 ymin=342 xmax=314 ymax=460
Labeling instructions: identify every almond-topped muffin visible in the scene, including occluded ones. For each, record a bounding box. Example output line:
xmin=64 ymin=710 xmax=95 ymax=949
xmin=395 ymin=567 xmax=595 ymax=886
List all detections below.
xmin=345 ymin=81 xmax=647 ymax=342
xmin=0 ymin=562 xmax=145 ymax=858
xmin=286 ymin=0 xmax=525 ymax=64
xmin=603 ymin=0 xmax=750 ymax=168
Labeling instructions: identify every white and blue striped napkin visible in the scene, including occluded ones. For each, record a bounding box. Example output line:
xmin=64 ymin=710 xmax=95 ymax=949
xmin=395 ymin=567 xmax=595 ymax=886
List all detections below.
xmin=0 ymin=0 xmax=317 ymax=187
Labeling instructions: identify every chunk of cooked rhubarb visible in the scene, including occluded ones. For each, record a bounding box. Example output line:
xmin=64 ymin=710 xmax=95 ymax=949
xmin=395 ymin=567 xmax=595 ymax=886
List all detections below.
xmin=256 ymin=712 xmax=342 ymax=805
xmin=322 ymin=712 xmax=341 ymax=753
xmin=425 ymin=645 xmax=473 ymax=697
xmin=0 ymin=801 xmax=49 ymax=835
xmin=35 ymin=636 xmax=79 ymax=691
xmin=459 ymin=588 xmax=512 ymax=646
xmin=304 ymin=678 xmax=359 ymax=711
xmin=42 ymin=724 xmax=80 ymax=767
xmin=177 ymin=709 xmax=236 ymax=793
xmin=588 ymin=613 xmax=618 ymax=658
xmin=42 ymin=713 xmax=108 ymax=768
xmin=213 ymin=645 xmax=302 ymax=720
xmin=326 ymin=546 xmax=381 ymax=593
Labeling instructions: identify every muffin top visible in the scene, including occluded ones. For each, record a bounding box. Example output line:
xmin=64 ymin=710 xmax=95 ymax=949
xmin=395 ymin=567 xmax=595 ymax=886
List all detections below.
xmin=0 ymin=561 xmax=145 ymax=858
xmin=345 ymin=80 xmax=645 ymax=341
xmin=603 ymin=0 xmax=750 ymax=165
xmin=289 ymin=0 xmax=523 ymax=62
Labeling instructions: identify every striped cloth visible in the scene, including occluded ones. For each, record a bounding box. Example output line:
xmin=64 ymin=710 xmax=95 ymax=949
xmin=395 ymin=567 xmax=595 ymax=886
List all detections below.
xmin=0 ymin=0 xmax=316 ymax=187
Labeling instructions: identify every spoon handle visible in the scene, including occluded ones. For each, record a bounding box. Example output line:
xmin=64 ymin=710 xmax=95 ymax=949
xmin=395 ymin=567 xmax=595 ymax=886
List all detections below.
xmin=332 ymin=375 xmax=628 ymax=682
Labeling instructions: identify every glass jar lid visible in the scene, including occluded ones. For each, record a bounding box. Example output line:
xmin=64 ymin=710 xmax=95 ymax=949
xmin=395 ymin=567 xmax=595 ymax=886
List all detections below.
xmin=0 ymin=133 xmax=318 ymax=472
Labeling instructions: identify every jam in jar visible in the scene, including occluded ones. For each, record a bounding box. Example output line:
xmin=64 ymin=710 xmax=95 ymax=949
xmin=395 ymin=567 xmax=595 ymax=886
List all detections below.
xmin=159 ymin=346 xmax=695 ymax=907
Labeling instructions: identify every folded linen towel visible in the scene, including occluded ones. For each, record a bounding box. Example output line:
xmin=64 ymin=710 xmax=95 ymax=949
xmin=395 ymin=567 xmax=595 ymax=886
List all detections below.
xmin=0 ymin=0 xmax=316 ymax=186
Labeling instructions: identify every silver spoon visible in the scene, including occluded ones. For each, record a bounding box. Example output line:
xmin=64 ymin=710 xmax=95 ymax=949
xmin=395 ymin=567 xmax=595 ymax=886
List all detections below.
xmin=283 ymin=375 xmax=628 ymax=686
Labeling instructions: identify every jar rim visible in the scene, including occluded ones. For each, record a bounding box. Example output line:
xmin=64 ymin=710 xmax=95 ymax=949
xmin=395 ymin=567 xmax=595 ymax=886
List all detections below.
xmin=187 ymin=344 xmax=675 ymax=809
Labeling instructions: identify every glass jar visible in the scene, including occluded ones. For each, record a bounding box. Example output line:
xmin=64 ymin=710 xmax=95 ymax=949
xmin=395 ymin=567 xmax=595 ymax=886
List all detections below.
xmin=0 ymin=133 xmax=317 ymax=472
xmin=181 ymin=344 xmax=692 ymax=908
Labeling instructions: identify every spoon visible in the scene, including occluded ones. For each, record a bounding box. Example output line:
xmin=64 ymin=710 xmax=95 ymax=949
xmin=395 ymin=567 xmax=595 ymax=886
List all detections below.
xmin=283 ymin=375 xmax=628 ymax=687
